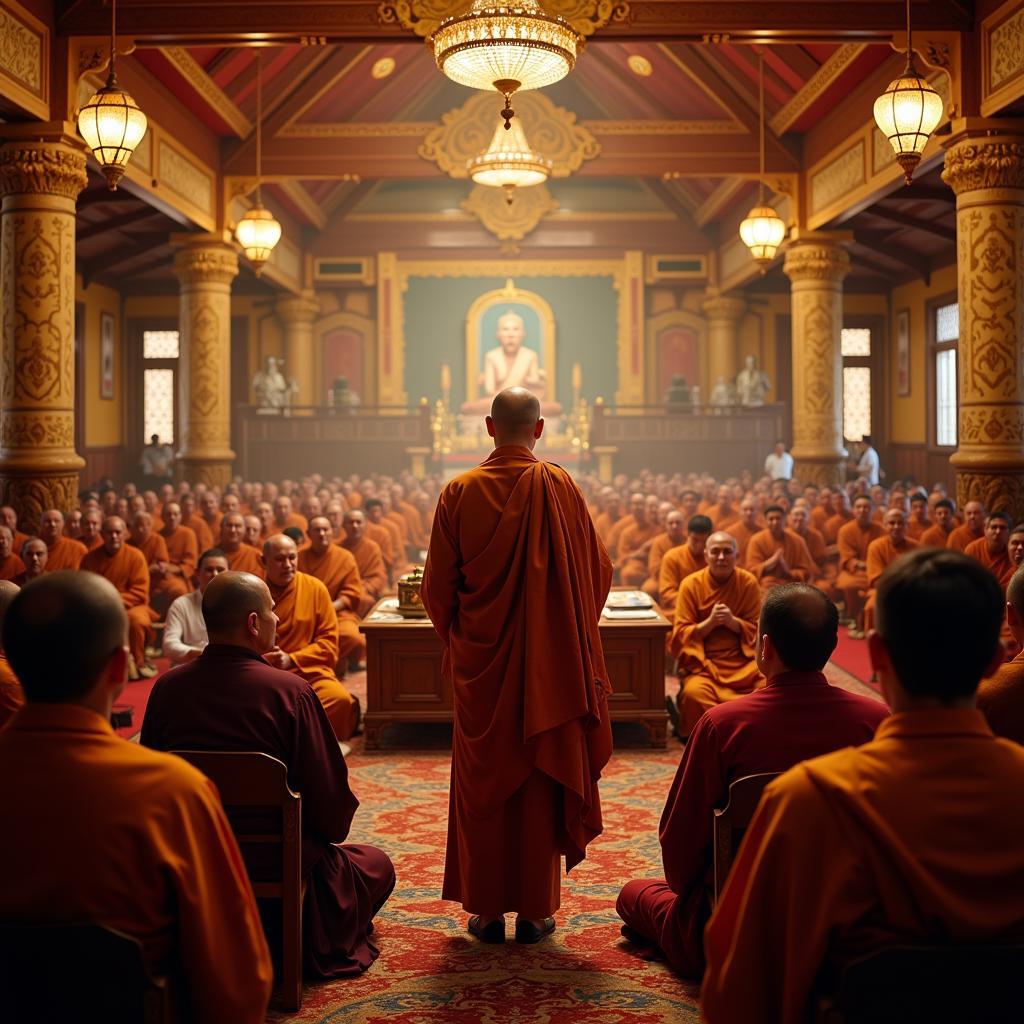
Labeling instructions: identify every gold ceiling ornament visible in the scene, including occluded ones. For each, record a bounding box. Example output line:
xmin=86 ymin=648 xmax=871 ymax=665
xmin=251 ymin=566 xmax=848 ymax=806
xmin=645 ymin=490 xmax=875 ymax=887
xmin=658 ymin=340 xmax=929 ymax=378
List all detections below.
xmin=873 ymin=0 xmax=943 ymax=184
xmin=76 ymin=0 xmax=148 ymax=190
xmin=739 ymin=52 xmax=786 ymax=271
xmin=461 ymin=181 xmax=558 ymax=242
xmin=420 ymin=89 xmax=598 ymax=179
xmin=429 ymin=0 xmax=581 ymax=128
xmin=469 ymin=117 xmax=552 ymax=203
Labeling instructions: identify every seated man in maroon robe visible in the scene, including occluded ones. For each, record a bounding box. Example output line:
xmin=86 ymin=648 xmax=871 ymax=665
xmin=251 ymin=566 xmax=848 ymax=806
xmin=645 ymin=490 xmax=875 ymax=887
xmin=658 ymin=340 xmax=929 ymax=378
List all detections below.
xmin=615 ymin=583 xmax=888 ymax=978
xmin=140 ymin=570 xmax=395 ymax=979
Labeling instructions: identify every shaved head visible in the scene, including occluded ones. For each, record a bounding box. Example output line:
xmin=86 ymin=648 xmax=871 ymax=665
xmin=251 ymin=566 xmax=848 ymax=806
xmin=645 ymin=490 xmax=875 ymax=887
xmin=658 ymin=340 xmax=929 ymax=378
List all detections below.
xmin=202 ymin=571 xmax=272 ymax=639
xmin=486 ymin=387 xmax=543 ymax=447
xmin=4 ymin=572 xmax=127 ymax=702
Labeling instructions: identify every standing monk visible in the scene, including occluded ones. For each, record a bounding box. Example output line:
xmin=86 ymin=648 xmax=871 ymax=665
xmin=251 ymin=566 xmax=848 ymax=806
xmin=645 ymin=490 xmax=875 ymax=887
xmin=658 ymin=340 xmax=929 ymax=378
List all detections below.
xmin=340 ymin=510 xmax=388 ymax=616
xmin=38 ymin=510 xmax=86 ymax=571
xmin=421 ymin=388 xmax=613 ymax=945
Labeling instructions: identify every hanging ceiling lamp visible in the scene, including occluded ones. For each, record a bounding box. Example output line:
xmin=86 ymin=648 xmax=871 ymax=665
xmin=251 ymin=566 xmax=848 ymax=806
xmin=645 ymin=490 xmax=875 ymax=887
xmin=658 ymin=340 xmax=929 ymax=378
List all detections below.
xmin=873 ymin=0 xmax=943 ymax=184
xmin=469 ymin=117 xmax=551 ymax=203
xmin=77 ymin=0 xmax=148 ymax=191
xmin=739 ymin=51 xmax=786 ymax=271
xmin=235 ymin=51 xmax=282 ymax=276
xmin=430 ymin=0 xmax=580 ymax=129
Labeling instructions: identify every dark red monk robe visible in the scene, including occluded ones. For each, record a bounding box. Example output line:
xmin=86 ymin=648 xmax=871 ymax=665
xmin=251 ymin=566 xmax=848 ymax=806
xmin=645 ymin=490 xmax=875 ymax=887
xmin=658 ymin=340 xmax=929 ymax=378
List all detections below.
xmin=141 ymin=643 xmax=395 ymax=977
xmin=616 ymin=670 xmax=888 ymax=977
xmin=422 ymin=444 xmax=613 ymax=918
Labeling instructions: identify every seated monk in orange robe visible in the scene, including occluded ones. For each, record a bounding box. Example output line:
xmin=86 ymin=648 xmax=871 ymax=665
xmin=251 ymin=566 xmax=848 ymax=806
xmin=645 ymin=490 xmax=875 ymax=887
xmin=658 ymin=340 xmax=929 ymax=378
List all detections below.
xmin=965 ymin=511 xmax=1014 ymax=586
xmin=0 ymin=581 xmax=23 ymax=732
xmin=363 ymin=499 xmax=400 ymax=582
xmin=905 ymin=493 xmax=932 ymax=540
xmin=391 ymin=484 xmax=427 ymax=553
xmin=659 ymin=515 xmax=712 ymax=628
xmin=809 ymin=487 xmax=834 ymax=534
xmin=670 ymin=532 xmax=763 ymax=736
xmin=219 ymin=513 xmax=264 ymax=577
xmin=823 ymin=489 xmax=854 ymax=544
xmin=728 ymin=498 xmax=764 ymax=565
xmin=702 ymin=549 xmax=1024 ymax=1024
xmin=616 ymin=495 xmax=660 ymax=587
xmin=157 ymin=502 xmax=198 ymax=607
xmin=743 ymin=505 xmax=817 ymax=593
xmin=607 ymin=495 xmax=639 ymax=562
xmin=0 ymin=572 xmax=272 ymax=1022
xmin=0 ymin=507 xmax=28 ymax=560
xmin=272 ymin=495 xmax=308 ymax=535
xmin=643 ymin=510 xmax=686 ymax=601
xmin=15 ymin=537 xmax=46 ymax=586
xmin=947 ymin=499 xmax=985 ymax=551
xmin=703 ymin=485 xmax=740 ymax=533
xmin=0 ymin=527 xmax=24 ymax=583
xmin=297 ymin=517 xmax=366 ymax=667
xmin=978 ymin=562 xmax=1024 ymax=743
xmin=789 ymin=503 xmax=833 ymax=591
xmin=263 ymin=534 xmax=360 ymax=740
xmin=920 ymin=497 xmax=956 ymax=547
xmin=835 ymin=496 xmax=884 ymax=633
xmin=127 ymin=511 xmax=177 ymax=617
xmin=39 ymin=510 xmax=86 ymax=571
xmin=199 ymin=492 xmax=223 ymax=540
xmin=243 ymin=515 xmax=263 ymax=548
xmin=862 ymin=508 xmax=919 ymax=632
xmin=340 ymin=510 xmax=388 ymax=616
xmin=180 ymin=494 xmax=214 ymax=552
xmin=421 ymin=389 xmax=612 ymax=944
xmin=81 ymin=516 xmax=156 ymax=679
xmin=80 ymin=508 xmax=103 ymax=552
xmin=593 ymin=490 xmax=623 ymax=549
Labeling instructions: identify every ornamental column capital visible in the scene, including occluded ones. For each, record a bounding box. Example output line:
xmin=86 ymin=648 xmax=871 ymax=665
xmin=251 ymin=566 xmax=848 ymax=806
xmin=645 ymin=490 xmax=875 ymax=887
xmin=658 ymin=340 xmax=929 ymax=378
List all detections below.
xmin=0 ymin=124 xmax=87 ymax=202
xmin=942 ymin=119 xmax=1024 ymax=195
xmin=783 ymin=236 xmax=851 ymax=285
xmin=276 ymin=291 xmax=321 ymax=326
xmin=173 ymin=235 xmax=240 ymax=288
xmin=701 ymin=292 xmax=746 ymax=323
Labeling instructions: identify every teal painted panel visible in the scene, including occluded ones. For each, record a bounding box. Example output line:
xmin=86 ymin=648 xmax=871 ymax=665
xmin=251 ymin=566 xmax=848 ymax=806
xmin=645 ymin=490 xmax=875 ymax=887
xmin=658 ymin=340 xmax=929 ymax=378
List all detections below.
xmin=402 ymin=275 xmax=619 ymax=410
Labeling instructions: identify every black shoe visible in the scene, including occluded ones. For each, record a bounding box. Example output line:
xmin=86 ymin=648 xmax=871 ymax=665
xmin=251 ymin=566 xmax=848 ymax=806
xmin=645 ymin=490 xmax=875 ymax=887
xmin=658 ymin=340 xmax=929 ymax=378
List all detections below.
xmin=468 ymin=915 xmax=505 ymax=944
xmin=515 ymin=917 xmax=555 ymax=944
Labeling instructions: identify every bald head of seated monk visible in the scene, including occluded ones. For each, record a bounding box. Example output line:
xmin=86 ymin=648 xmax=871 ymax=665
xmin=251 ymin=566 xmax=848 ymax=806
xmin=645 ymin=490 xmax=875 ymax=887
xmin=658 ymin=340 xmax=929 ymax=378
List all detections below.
xmin=243 ymin=515 xmax=262 ymax=548
xmin=19 ymin=538 xmax=47 ymax=582
xmin=0 ymin=527 xmax=23 ymax=583
xmin=202 ymin=570 xmax=278 ymax=651
xmin=487 ymin=386 xmax=544 ymax=447
xmin=80 ymin=508 xmax=103 ymax=551
xmin=0 ymin=579 xmax=23 ymax=731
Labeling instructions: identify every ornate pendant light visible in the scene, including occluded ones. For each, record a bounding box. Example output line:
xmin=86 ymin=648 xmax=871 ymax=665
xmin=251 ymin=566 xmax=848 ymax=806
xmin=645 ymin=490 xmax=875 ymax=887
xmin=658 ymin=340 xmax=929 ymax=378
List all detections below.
xmin=431 ymin=0 xmax=580 ymax=129
xmin=235 ymin=51 xmax=282 ymax=276
xmin=739 ymin=52 xmax=786 ymax=270
xmin=469 ymin=117 xmax=552 ymax=204
xmin=873 ymin=0 xmax=943 ymax=184
xmin=77 ymin=0 xmax=148 ymax=191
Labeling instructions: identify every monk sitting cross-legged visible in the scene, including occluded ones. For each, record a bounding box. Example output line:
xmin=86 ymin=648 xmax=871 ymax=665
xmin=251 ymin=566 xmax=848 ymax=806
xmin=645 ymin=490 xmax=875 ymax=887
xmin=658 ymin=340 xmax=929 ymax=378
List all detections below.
xmin=362 ymin=498 xmax=401 ymax=582
xmin=298 ymin=517 xmax=367 ymax=671
xmin=219 ymin=512 xmax=264 ymax=577
xmin=643 ymin=510 xmax=686 ymax=601
xmin=835 ymin=496 xmax=884 ymax=634
xmin=127 ymin=512 xmax=179 ymax=620
xmin=728 ymin=498 xmax=764 ymax=565
xmin=421 ymin=387 xmax=613 ymax=946
xmin=81 ymin=516 xmax=157 ymax=680
xmin=659 ymin=515 xmax=712 ymax=628
xmin=862 ymin=508 xmax=919 ymax=633
xmin=142 ymin=571 xmax=395 ymax=979
xmin=156 ymin=502 xmax=198 ymax=609
xmin=616 ymin=495 xmax=661 ymax=587
xmin=743 ymin=505 xmax=817 ymax=593
xmin=262 ymin=534 xmax=361 ymax=741
xmin=340 ymin=510 xmax=388 ymax=616
xmin=617 ymin=584 xmax=887 ymax=978
xmin=0 ymin=581 xmax=22 ymax=732
xmin=38 ymin=510 xmax=86 ymax=571
xmin=670 ymin=531 xmax=763 ymax=737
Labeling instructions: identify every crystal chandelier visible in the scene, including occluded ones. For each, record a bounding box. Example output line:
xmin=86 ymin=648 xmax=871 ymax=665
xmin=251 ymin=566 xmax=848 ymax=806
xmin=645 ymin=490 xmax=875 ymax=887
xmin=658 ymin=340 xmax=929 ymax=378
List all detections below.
xmin=873 ymin=0 xmax=943 ymax=184
xmin=431 ymin=0 xmax=580 ymax=129
xmin=469 ymin=118 xmax=552 ymax=203
xmin=739 ymin=52 xmax=786 ymax=270
xmin=77 ymin=0 xmax=148 ymax=191
xmin=236 ymin=51 xmax=281 ymax=275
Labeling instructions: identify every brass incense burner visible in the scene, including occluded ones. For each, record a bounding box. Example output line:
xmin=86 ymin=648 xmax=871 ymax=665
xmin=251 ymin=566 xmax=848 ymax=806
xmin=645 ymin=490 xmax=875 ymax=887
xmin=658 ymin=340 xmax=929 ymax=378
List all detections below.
xmin=397 ymin=565 xmax=428 ymax=619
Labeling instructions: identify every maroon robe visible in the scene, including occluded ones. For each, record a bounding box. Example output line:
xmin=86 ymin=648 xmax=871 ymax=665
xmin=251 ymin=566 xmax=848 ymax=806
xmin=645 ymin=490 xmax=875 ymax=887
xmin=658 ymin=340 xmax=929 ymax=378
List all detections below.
xmin=140 ymin=644 xmax=395 ymax=977
xmin=616 ymin=670 xmax=889 ymax=976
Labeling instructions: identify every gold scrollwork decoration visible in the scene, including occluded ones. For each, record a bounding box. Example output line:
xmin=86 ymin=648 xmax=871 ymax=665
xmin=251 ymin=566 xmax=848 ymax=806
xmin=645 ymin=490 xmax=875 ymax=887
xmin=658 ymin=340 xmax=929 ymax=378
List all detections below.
xmin=460 ymin=183 xmax=558 ymax=242
xmin=378 ymin=0 xmax=628 ymax=37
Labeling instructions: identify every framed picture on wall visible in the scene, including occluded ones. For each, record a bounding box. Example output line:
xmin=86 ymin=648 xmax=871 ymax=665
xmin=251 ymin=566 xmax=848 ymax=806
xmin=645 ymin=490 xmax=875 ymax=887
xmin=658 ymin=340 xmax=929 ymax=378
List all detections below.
xmin=896 ymin=308 xmax=910 ymax=397
xmin=100 ymin=312 xmax=115 ymax=400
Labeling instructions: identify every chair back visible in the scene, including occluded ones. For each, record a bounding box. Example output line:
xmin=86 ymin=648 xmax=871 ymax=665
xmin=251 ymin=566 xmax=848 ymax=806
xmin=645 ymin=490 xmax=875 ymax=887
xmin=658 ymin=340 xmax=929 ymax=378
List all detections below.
xmin=171 ymin=750 xmax=303 ymax=1011
xmin=713 ymin=771 xmax=781 ymax=899
xmin=0 ymin=922 xmax=172 ymax=1023
xmin=815 ymin=944 xmax=1024 ymax=1023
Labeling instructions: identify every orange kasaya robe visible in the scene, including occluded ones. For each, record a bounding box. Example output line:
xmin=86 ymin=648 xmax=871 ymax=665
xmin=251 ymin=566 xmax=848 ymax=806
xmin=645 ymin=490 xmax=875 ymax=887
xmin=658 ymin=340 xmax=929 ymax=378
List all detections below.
xmin=659 ymin=544 xmax=707 ymax=627
xmin=347 ymin=491 xmax=363 ymax=509
xmin=224 ymin=544 xmax=265 ymax=579
xmin=670 ymin=566 xmax=764 ymax=734
xmin=794 ymin=525 xmax=834 ymax=591
xmin=702 ymin=710 xmax=1024 ymax=1024
xmin=339 ymin=536 xmax=388 ymax=616
xmin=81 ymin=544 xmax=153 ymax=667
xmin=0 ymin=654 xmax=23 ymax=733
xmin=594 ymin=512 xmax=622 ymax=549
xmin=160 ymin=525 xmax=198 ymax=596
xmin=824 ymin=510 xmax=854 ymax=544
xmin=421 ymin=445 xmax=613 ymax=919
xmin=743 ymin=528 xmax=817 ymax=592
xmin=44 ymin=536 xmax=87 ymax=572
xmin=947 ymin=522 xmax=983 ymax=552
xmin=810 ymin=504 xmax=833 ymax=534
xmin=385 ymin=511 xmax=411 ymax=553
xmin=201 ymin=512 xmax=223 ymax=538
xmin=965 ymin=537 xmax=1014 ymax=586
xmin=862 ymin=534 xmax=919 ymax=631
xmin=835 ymin=520 xmax=885 ymax=625
xmin=978 ymin=651 xmax=1024 ymax=746
xmin=183 ymin=514 xmax=214 ymax=553
xmin=273 ymin=512 xmax=309 ymax=534
xmin=920 ymin=523 xmax=954 ymax=548
xmin=906 ymin=515 xmax=932 ymax=541
xmin=643 ymin=532 xmax=680 ymax=600
xmin=296 ymin=545 xmax=365 ymax=661
xmin=616 ymin=521 xmax=660 ymax=587
xmin=11 ymin=532 xmax=29 ymax=558
xmin=607 ymin=514 xmax=635 ymax=558
xmin=396 ymin=500 xmax=427 ymax=549
xmin=81 ymin=533 xmax=102 ymax=552
xmin=128 ymin=532 xmax=181 ymax=617
xmin=269 ymin=571 xmax=359 ymax=741
xmin=727 ymin=521 xmax=763 ymax=565
xmin=0 ymin=703 xmax=273 ymax=1022
xmin=704 ymin=504 xmax=740 ymax=532
xmin=0 ymin=554 xmax=24 ymax=582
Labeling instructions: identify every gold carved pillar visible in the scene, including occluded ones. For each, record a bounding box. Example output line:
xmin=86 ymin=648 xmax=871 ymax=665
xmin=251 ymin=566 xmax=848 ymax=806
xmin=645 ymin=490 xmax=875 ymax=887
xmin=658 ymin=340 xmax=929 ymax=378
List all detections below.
xmin=783 ymin=235 xmax=851 ymax=485
xmin=702 ymin=293 xmax=746 ymax=392
xmin=172 ymin=236 xmax=239 ymax=487
xmin=942 ymin=122 xmax=1024 ymax=518
xmin=0 ymin=126 xmax=87 ymax=521
xmin=276 ymin=292 xmax=320 ymax=410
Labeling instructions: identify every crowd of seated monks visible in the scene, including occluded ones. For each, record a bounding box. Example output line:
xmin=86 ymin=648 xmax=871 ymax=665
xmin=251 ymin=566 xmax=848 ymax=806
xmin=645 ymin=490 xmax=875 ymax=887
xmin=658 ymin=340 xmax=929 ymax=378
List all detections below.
xmin=3 ymin=465 xmax=1024 ymax=1023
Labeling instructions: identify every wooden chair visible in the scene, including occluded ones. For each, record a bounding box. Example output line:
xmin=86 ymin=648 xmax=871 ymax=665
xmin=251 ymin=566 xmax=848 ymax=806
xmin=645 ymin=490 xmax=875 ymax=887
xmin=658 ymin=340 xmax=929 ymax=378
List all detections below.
xmin=172 ymin=750 xmax=304 ymax=1012
xmin=814 ymin=944 xmax=1024 ymax=1023
xmin=0 ymin=922 xmax=173 ymax=1023
xmin=712 ymin=771 xmax=781 ymax=900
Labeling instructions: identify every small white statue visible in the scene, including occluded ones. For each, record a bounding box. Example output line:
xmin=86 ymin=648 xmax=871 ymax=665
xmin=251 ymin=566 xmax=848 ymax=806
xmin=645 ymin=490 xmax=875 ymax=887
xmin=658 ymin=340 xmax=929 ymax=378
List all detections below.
xmin=736 ymin=355 xmax=770 ymax=407
xmin=710 ymin=376 xmax=735 ymax=406
xmin=253 ymin=356 xmax=289 ymax=409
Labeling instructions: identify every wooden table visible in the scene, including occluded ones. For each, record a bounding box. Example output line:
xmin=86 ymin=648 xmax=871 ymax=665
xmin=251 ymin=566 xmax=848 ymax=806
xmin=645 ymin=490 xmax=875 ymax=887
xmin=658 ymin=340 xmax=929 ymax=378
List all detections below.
xmin=360 ymin=601 xmax=671 ymax=749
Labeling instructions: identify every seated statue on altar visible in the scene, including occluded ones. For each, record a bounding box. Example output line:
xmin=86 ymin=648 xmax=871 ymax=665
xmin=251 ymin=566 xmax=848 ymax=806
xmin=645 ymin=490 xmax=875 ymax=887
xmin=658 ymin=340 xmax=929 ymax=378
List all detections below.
xmin=460 ymin=311 xmax=563 ymax=418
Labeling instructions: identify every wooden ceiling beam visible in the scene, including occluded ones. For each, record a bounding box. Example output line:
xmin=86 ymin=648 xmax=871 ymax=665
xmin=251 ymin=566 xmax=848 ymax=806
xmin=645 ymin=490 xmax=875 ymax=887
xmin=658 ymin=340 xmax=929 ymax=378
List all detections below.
xmin=879 ymin=184 xmax=954 ymax=204
xmin=77 ymin=207 xmax=159 ymax=241
xmin=58 ymin=1 xmax=972 ymax=44
xmin=866 ymin=207 xmax=956 ymax=243
xmin=695 ymin=177 xmax=748 ymax=227
xmin=853 ymin=230 xmax=931 ymax=283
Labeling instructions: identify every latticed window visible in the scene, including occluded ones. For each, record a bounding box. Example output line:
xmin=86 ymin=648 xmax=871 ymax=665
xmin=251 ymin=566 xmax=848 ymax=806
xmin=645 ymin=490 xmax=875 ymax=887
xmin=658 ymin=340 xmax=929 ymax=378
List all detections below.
xmin=841 ymin=327 xmax=871 ymax=442
xmin=934 ymin=303 xmax=958 ymax=447
xmin=142 ymin=330 xmax=179 ymax=444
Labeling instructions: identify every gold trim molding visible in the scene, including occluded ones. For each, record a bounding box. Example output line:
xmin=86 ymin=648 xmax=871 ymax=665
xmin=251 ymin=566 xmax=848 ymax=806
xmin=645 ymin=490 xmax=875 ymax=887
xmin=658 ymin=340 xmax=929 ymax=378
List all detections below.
xmin=769 ymin=44 xmax=865 ymax=136
xmin=460 ymin=184 xmax=558 ymax=246
xmin=377 ymin=0 xmax=629 ymax=38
